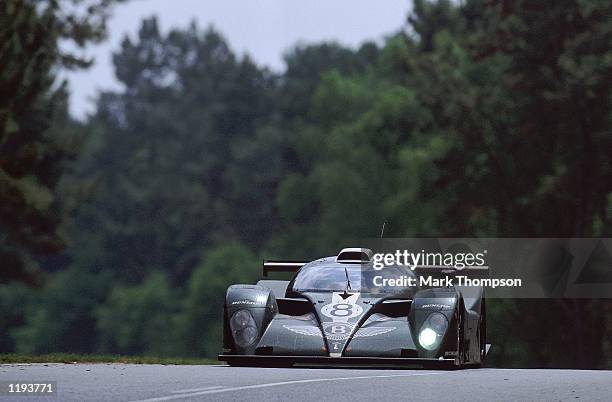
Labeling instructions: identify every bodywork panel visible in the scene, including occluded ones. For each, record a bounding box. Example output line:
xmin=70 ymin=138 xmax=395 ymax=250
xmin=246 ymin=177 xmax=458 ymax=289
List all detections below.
xmin=221 ymin=256 xmax=485 ymax=367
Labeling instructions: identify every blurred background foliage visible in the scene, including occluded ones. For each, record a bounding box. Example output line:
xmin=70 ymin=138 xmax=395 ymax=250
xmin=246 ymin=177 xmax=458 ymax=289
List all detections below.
xmin=1 ymin=0 xmax=611 ymax=367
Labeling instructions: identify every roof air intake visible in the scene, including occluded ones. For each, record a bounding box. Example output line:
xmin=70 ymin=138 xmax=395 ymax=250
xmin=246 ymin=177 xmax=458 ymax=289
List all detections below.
xmin=336 ymin=248 xmax=373 ymax=263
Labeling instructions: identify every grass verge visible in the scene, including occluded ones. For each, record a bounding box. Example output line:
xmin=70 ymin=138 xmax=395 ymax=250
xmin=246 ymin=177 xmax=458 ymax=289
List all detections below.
xmin=0 ymin=354 xmax=218 ymax=365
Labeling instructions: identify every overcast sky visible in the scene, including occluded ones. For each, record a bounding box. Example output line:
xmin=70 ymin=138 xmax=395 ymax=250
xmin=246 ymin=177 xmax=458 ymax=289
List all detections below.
xmin=64 ymin=0 xmax=412 ymax=119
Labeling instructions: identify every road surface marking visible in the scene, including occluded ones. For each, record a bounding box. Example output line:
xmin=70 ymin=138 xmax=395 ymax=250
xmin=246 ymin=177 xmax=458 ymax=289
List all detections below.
xmin=170 ymin=386 xmax=225 ymax=393
xmin=132 ymin=372 xmax=447 ymax=402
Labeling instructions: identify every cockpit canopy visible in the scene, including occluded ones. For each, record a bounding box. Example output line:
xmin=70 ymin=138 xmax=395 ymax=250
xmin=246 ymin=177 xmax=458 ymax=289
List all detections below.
xmin=290 ymin=261 xmax=418 ymax=295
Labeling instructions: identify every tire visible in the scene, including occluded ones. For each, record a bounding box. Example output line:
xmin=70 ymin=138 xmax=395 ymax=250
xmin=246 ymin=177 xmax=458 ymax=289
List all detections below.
xmin=455 ymin=301 xmax=465 ymax=368
xmin=479 ymin=299 xmax=487 ymax=363
xmin=478 ymin=299 xmax=487 ymax=366
xmin=467 ymin=299 xmax=487 ymax=369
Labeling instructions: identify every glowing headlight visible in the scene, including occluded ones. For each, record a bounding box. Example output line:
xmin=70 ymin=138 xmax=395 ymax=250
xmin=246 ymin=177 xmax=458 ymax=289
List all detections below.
xmin=229 ymin=310 xmax=258 ymax=348
xmin=418 ymin=312 xmax=448 ymax=351
xmin=419 ymin=328 xmax=438 ymax=348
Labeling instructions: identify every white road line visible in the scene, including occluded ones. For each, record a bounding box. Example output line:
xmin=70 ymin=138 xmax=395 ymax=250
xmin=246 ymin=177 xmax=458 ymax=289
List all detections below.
xmin=171 ymin=386 xmax=225 ymax=394
xmin=132 ymin=372 xmax=446 ymax=402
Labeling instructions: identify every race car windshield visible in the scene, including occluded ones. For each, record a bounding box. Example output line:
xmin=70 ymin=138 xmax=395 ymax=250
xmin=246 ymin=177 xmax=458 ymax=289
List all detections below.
xmin=292 ymin=264 xmax=416 ymax=294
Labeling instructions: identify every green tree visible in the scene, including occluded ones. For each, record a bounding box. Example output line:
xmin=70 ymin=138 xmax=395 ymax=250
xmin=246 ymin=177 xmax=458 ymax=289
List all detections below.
xmin=96 ymin=272 xmax=179 ymax=356
xmin=11 ymin=267 xmax=111 ymax=354
xmin=178 ymin=243 xmax=258 ymax=357
xmin=68 ymin=18 xmax=275 ymax=283
xmin=271 ymin=0 xmax=612 ymax=368
xmin=5 ymin=0 xmax=611 ymax=368
xmin=0 ymin=0 xmax=125 ymax=284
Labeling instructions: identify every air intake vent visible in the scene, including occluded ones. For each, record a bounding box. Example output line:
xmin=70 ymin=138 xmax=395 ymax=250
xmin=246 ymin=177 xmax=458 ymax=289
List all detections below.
xmin=336 ymin=248 xmax=373 ymax=263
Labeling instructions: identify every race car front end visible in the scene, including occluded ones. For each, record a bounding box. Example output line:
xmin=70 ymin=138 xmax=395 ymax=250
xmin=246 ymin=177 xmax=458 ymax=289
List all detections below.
xmin=219 ymin=284 xmax=465 ymax=368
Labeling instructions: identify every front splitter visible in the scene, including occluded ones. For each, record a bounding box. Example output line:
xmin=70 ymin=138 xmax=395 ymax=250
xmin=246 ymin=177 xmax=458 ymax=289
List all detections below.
xmin=218 ymin=354 xmax=458 ymax=369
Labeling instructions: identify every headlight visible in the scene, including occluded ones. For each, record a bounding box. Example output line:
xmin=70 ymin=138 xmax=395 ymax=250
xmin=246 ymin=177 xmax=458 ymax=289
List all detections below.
xmin=418 ymin=328 xmax=438 ymax=349
xmin=229 ymin=310 xmax=258 ymax=348
xmin=418 ymin=312 xmax=448 ymax=351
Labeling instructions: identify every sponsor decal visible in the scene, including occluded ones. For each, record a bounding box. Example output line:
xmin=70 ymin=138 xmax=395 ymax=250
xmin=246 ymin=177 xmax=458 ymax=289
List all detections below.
xmin=231 ymin=300 xmax=258 ymax=305
xmin=421 ymin=303 xmax=452 ymax=309
xmin=231 ymin=295 xmax=268 ymax=305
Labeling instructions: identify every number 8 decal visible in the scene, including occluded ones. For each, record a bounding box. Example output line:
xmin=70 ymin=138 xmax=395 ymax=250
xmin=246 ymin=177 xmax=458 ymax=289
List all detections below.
xmin=330 ymin=303 xmax=352 ymax=317
xmin=321 ymin=293 xmax=363 ymax=321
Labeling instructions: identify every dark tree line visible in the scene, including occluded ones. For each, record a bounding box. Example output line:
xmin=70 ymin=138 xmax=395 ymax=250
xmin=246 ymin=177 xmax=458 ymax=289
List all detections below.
xmin=1 ymin=0 xmax=611 ymax=367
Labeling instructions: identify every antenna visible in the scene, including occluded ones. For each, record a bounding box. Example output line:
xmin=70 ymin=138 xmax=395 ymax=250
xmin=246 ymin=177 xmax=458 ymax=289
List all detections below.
xmin=341 ymin=266 xmax=352 ymax=298
xmin=379 ymin=221 xmax=387 ymax=238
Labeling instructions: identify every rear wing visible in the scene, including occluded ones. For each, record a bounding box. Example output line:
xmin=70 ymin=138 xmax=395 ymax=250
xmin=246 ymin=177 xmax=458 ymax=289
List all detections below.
xmin=262 ymin=262 xmax=489 ymax=277
xmin=413 ymin=265 xmax=490 ymax=279
xmin=262 ymin=261 xmax=307 ymax=277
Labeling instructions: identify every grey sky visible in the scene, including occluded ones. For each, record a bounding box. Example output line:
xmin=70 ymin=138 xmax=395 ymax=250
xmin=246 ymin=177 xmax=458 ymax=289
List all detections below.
xmin=65 ymin=0 xmax=412 ymax=119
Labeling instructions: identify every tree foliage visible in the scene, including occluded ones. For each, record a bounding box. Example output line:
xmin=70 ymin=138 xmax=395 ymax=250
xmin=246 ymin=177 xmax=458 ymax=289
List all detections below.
xmin=2 ymin=0 xmax=611 ymax=366
xmin=0 ymin=0 xmax=124 ymax=284
xmin=96 ymin=272 xmax=178 ymax=356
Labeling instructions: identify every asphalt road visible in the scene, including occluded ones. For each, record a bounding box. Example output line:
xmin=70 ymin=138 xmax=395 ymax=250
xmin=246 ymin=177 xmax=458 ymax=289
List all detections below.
xmin=1 ymin=364 xmax=612 ymax=402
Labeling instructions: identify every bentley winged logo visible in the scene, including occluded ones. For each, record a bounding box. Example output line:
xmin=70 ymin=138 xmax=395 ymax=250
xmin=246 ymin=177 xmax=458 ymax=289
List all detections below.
xmin=282 ymin=324 xmax=396 ymax=338
xmin=282 ymin=325 xmax=323 ymax=337
xmin=353 ymin=326 xmax=396 ymax=337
